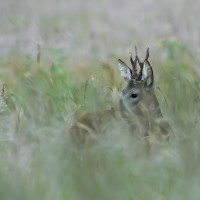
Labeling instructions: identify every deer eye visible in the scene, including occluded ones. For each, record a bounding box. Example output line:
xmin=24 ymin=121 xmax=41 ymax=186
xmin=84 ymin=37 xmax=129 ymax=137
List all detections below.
xmin=130 ymin=93 xmax=138 ymax=98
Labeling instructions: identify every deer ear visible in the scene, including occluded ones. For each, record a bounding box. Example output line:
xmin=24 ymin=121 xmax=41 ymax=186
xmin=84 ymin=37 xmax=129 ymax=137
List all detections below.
xmin=118 ymin=59 xmax=132 ymax=82
xmin=142 ymin=61 xmax=154 ymax=89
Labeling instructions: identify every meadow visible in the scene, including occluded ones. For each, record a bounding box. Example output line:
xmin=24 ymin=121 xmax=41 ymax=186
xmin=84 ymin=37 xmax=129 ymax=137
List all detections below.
xmin=0 ymin=0 xmax=200 ymax=199
xmin=0 ymin=39 xmax=199 ymax=200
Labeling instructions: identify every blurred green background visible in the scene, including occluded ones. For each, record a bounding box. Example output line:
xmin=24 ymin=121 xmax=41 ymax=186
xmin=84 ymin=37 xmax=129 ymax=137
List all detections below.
xmin=0 ymin=0 xmax=200 ymax=200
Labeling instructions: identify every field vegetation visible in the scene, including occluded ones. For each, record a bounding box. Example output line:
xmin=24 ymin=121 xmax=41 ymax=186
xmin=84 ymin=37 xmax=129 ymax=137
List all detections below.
xmin=0 ymin=0 xmax=200 ymax=199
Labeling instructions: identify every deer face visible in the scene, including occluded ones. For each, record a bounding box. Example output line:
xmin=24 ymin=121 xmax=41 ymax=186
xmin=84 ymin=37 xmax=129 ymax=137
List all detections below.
xmin=120 ymin=79 xmax=143 ymax=108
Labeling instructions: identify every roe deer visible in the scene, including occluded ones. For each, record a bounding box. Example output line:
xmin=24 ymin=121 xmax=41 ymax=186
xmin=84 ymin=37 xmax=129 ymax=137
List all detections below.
xmin=69 ymin=47 xmax=172 ymax=146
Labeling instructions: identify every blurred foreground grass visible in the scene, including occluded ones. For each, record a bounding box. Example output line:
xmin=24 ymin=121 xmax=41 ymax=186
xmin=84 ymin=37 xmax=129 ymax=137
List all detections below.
xmin=0 ymin=40 xmax=200 ymax=200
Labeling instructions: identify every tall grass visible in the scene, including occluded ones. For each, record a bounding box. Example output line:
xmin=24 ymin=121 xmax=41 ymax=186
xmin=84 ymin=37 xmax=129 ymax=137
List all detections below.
xmin=0 ymin=40 xmax=200 ymax=200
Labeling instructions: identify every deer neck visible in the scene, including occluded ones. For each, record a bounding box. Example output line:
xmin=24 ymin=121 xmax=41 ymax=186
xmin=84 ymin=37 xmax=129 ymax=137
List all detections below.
xmin=140 ymin=90 xmax=163 ymax=121
xmin=119 ymin=98 xmax=144 ymax=120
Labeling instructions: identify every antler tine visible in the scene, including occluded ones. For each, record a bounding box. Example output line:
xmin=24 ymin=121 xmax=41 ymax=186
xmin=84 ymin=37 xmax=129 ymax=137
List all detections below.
xmin=136 ymin=47 xmax=142 ymax=67
xmin=136 ymin=64 xmax=143 ymax=81
xmin=145 ymin=47 xmax=149 ymax=60
xmin=135 ymin=47 xmax=143 ymax=81
xmin=130 ymin=46 xmax=138 ymax=78
xmin=134 ymin=45 xmax=138 ymax=58
xmin=137 ymin=56 xmax=143 ymax=67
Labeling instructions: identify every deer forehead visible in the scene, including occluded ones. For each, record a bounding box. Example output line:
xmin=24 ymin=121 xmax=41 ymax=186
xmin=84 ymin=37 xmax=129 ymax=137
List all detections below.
xmin=127 ymin=79 xmax=142 ymax=87
xmin=122 ymin=80 xmax=142 ymax=94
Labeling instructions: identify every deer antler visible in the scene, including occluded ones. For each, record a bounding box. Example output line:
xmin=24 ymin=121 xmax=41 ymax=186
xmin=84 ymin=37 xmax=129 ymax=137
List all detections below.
xmin=136 ymin=48 xmax=143 ymax=81
xmin=145 ymin=47 xmax=149 ymax=60
xmin=130 ymin=46 xmax=138 ymax=79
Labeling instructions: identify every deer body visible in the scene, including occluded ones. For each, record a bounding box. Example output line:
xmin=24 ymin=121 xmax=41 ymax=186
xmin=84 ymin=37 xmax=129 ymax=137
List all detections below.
xmin=69 ymin=47 xmax=172 ymax=146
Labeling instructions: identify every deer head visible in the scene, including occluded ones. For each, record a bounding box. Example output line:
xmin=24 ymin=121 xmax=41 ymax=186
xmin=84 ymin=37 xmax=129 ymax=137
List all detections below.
xmin=118 ymin=47 xmax=155 ymax=115
xmin=118 ymin=47 xmax=172 ymax=139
